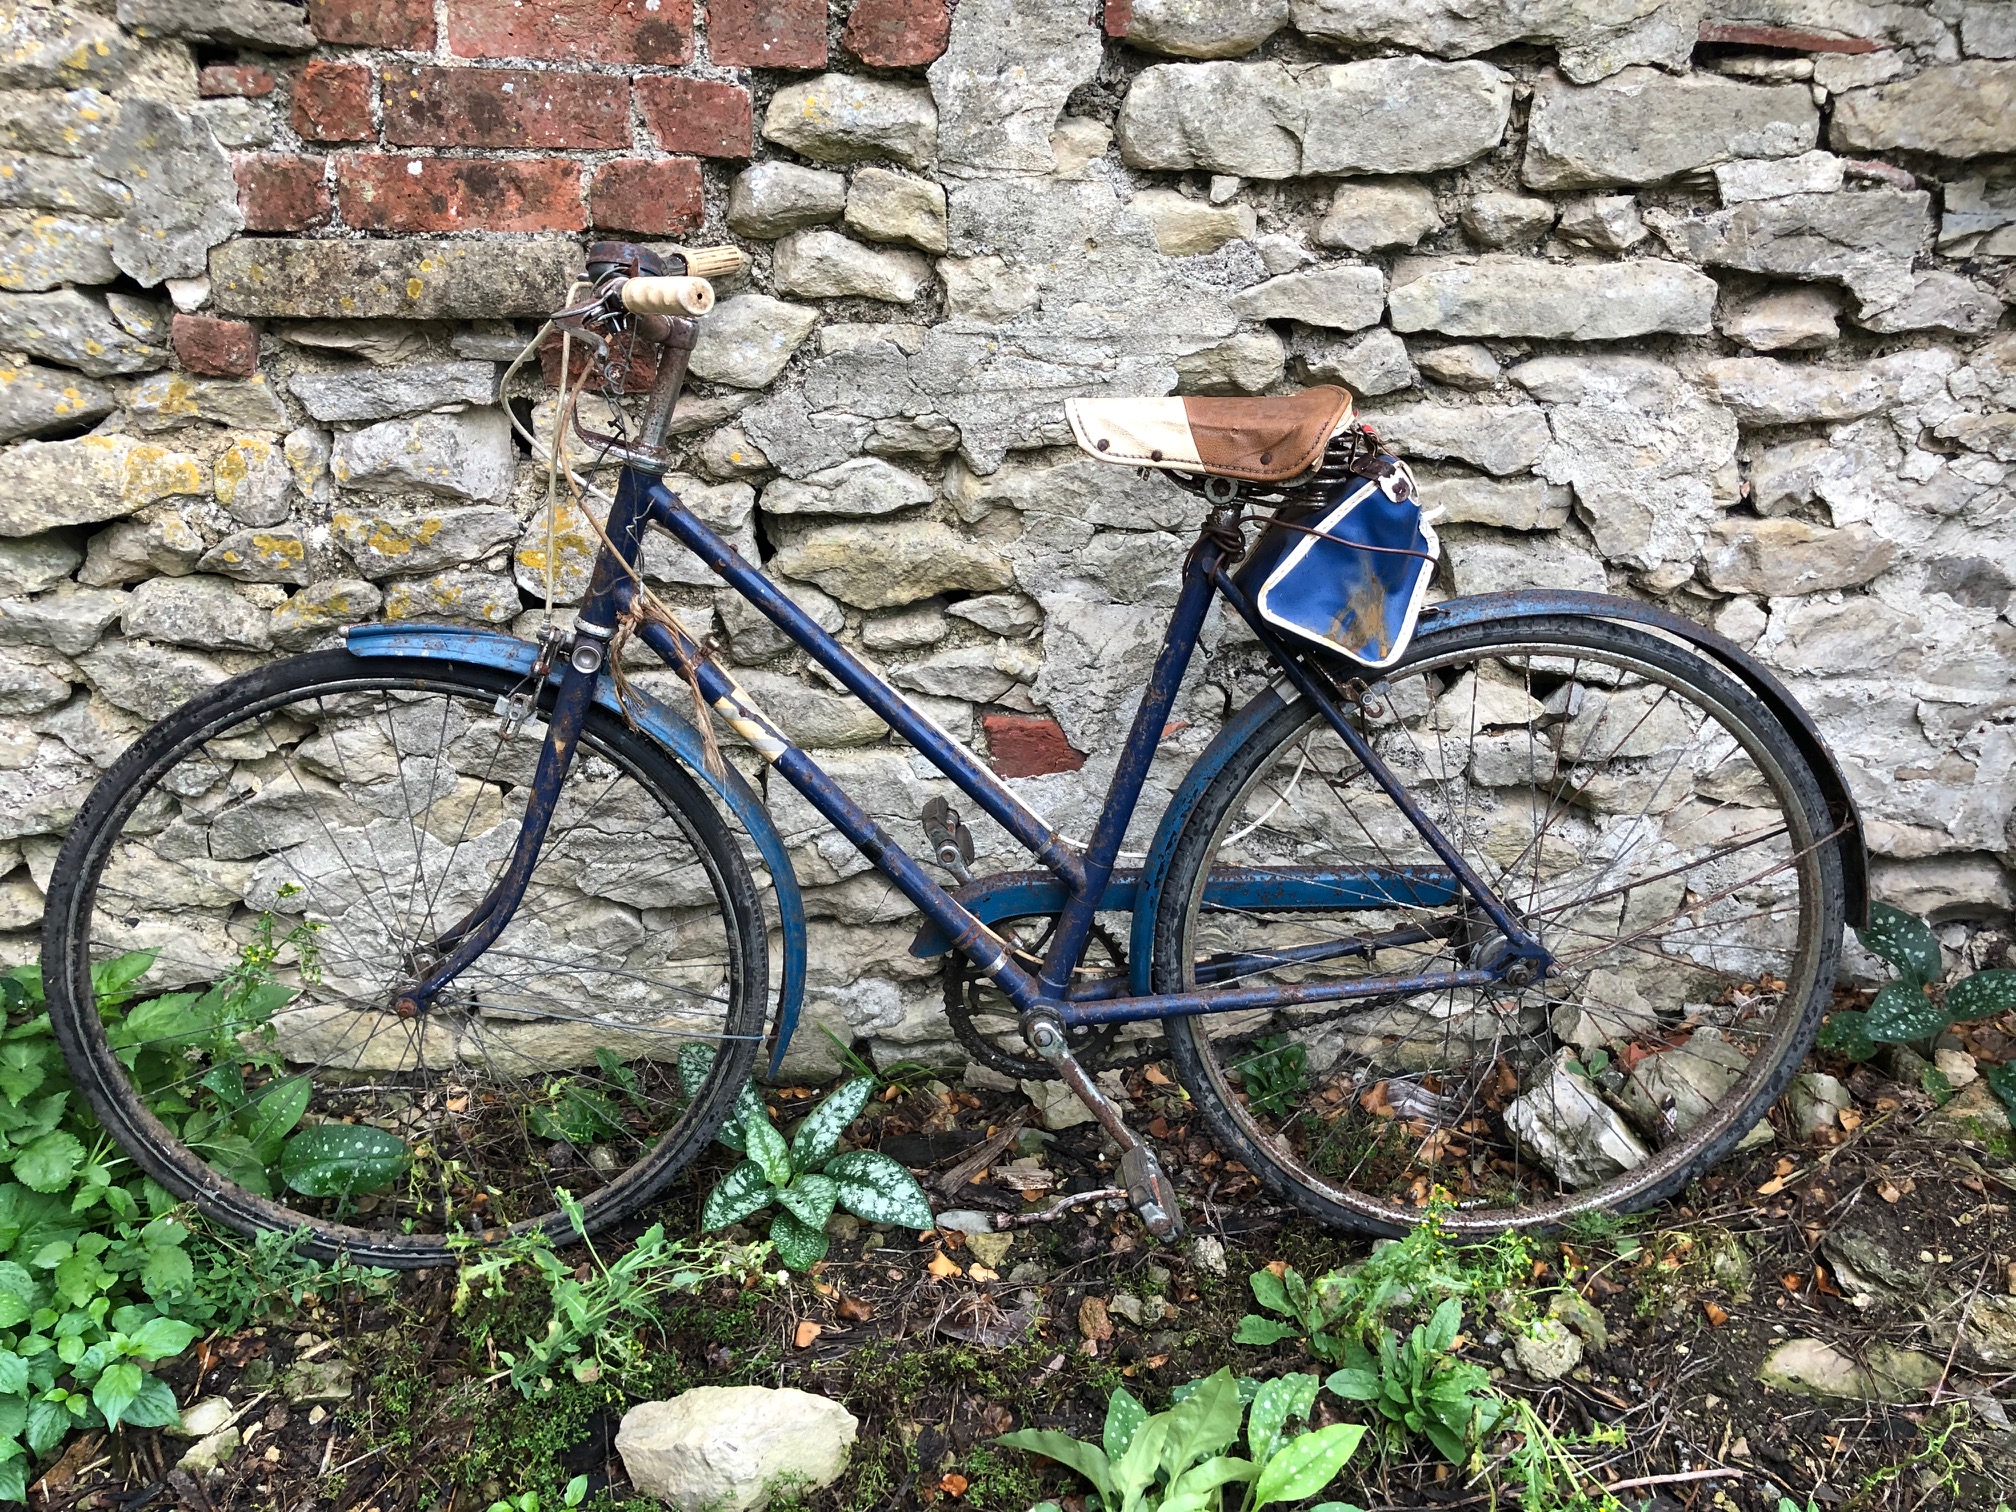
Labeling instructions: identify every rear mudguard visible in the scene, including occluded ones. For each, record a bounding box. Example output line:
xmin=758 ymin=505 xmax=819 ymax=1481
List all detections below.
xmin=342 ymin=622 xmax=808 ymax=1076
xmin=1121 ymin=591 xmax=1871 ymax=993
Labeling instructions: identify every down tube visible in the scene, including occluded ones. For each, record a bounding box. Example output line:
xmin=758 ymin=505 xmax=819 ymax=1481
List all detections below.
xmin=623 ymin=606 xmax=1048 ymax=1012
xmin=643 ymin=482 xmax=1086 ymax=894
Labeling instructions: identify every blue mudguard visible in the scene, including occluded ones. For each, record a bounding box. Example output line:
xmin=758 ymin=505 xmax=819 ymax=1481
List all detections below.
xmin=342 ymin=622 xmax=809 ymax=1075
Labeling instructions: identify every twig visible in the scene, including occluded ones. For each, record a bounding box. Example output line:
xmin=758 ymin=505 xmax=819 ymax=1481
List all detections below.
xmin=991 ymin=1188 xmax=1127 ymax=1228
xmin=1602 ymin=1467 xmax=1749 ymax=1492
xmin=1930 ymin=1255 xmax=1993 ymax=1406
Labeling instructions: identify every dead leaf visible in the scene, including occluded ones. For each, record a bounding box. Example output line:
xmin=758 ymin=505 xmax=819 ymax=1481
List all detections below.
xmin=1143 ymin=1065 xmax=1172 ymax=1086
xmin=1266 ymin=1259 xmax=1288 ymax=1279
xmin=1781 ymin=1272 xmax=1804 ymax=1293
xmin=968 ymin=1263 xmax=1000 ymax=1282
xmin=1078 ymin=1295 xmax=1113 ymax=1343
xmin=1837 ymin=1108 xmax=1863 ymax=1133
xmin=1756 ymin=1175 xmax=1787 ymax=1196
xmin=1702 ymin=1300 xmax=1728 ymax=1327
xmin=939 ymin=1474 xmax=969 ymax=1498
xmin=794 ymin=1320 xmax=824 ymax=1348
xmin=928 ymin=1250 xmax=964 ymax=1279
xmin=1877 ymin=1178 xmax=1903 ymax=1204
xmin=838 ymin=1296 xmax=874 ymax=1324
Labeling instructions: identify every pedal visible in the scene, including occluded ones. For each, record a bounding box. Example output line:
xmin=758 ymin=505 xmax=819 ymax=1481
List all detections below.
xmin=921 ymin=795 xmax=975 ymax=884
xmin=1120 ymin=1146 xmax=1185 ymax=1242
xmin=1023 ymin=1012 xmax=1186 ymax=1243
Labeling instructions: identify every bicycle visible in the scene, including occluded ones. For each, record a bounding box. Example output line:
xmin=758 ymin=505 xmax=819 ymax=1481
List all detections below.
xmin=40 ymin=242 xmax=1866 ymax=1267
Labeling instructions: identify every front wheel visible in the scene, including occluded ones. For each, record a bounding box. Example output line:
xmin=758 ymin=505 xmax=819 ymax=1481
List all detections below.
xmin=42 ymin=650 xmax=768 ymax=1267
xmin=1154 ymin=615 xmax=1845 ymax=1236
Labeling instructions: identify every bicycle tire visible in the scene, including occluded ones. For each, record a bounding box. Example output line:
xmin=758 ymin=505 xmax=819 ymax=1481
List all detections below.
xmin=42 ymin=650 xmax=767 ymax=1268
xmin=1153 ymin=614 xmax=1845 ymax=1237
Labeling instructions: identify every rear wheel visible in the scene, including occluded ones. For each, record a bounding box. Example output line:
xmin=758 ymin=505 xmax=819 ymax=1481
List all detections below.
xmin=1154 ymin=616 xmax=1844 ymax=1236
xmin=42 ymin=651 xmax=767 ymax=1267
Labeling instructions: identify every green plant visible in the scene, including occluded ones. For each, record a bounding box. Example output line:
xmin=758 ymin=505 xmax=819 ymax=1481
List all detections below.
xmin=689 ymin=1052 xmax=932 ymax=1271
xmin=1496 ymin=1398 xmax=1628 ymax=1512
xmin=999 ymin=1367 xmax=1368 ymax=1512
xmin=486 ymin=1473 xmax=588 ymax=1512
xmin=1828 ymin=907 xmax=2016 ymax=1106
xmin=1233 ymin=1208 xmax=1533 ymax=1363
xmin=456 ymin=1191 xmax=745 ymax=1395
xmin=1325 ymin=1296 xmax=1505 ymax=1465
xmin=1237 ymin=1037 xmax=1307 ymax=1117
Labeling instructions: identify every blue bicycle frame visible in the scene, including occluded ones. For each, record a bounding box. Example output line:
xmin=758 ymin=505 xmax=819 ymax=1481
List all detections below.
xmin=387 ymin=458 xmax=1556 ymax=1055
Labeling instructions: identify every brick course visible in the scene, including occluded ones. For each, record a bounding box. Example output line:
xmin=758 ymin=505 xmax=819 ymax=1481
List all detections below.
xmin=337 ymin=156 xmax=587 ymax=232
xmin=589 ymin=158 xmax=705 ymax=237
xmin=307 ymin=0 xmax=438 ymax=48
xmin=636 ymin=76 xmax=753 ymax=159
xmin=171 ymin=316 xmax=260 ymax=378
xmin=842 ymin=0 xmax=951 ymax=66
xmin=706 ymin=0 xmax=828 ymax=69
xmin=445 ymin=0 xmax=692 ymax=64
xmin=291 ymin=60 xmax=375 ymax=142
xmin=382 ymin=64 xmax=631 ymax=150
xmin=234 ymin=154 xmax=333 ymax=231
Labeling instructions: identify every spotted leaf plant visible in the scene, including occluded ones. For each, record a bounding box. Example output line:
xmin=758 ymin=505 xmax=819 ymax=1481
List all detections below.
xmin=1822 ymin=904 xmax=2016 ymax=1114
xmin=681 ymin=1050 xmax=933 ymax=1271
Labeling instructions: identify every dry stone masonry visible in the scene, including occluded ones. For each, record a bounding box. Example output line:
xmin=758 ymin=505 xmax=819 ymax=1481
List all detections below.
xmin=0 ymin=0 xmax=2010 ymax=1073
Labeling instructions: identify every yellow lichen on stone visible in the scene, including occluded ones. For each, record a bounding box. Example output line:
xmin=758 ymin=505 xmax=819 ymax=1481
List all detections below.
xmin=213 ymin=436 xmax=275 ymax=506
xmin=122 ymin=444 xmax=209 ymax=504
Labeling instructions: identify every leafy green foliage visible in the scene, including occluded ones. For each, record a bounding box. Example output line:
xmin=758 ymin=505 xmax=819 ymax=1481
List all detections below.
xmin=1983 ymin=1063 xmax=2016 ymax=1125
xmin=1858 ymin=904 xmax=1943 ymax=988
xmin=996 ymin=1367 xmax=1367 ymax=1512
xmin=688 ymin=1053 xmax=932 ymax=1269
xmin=1325 ymin=1297 xmax=1505 ymax=1464
xmin=484 ymin=1473 xmax=587 ymax=1512
xmin=1848 ymin=907 xmax=2016 ymax=1069
xmin=1237 ymin=1037 xmax=1307 ymax=1117
xmin=454 ymin=1192 xmax=749 ymax=1396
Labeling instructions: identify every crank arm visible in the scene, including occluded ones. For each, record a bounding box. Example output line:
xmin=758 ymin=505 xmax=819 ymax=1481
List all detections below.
xmin=1023 ymin=1011 xmax=1185 ymax=1241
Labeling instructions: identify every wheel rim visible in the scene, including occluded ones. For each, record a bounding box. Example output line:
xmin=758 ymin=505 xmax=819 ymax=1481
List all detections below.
xmin=54 ymin=664 xmax=760 ymax=1254
xmin=1175 ymin=632 xmax=1834 ymax=1233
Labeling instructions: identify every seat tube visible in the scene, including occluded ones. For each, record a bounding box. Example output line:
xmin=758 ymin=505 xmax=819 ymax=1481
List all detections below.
xmin=1036 ymin=536 xmax=1224 ymax=1000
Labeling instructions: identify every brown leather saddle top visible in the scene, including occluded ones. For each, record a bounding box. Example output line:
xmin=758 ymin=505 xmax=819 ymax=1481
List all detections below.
xmin=1064 ymin=386 xmax=1355 ymax=483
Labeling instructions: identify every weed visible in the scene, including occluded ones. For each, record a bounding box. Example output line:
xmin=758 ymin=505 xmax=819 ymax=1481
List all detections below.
xmin=1326 ymin=1297 xmax=1506 ymax=1464
xmin=959 ymin=1445 xmax=1047 ymax=1511
xmin=455 ymin=1191 xmax=750 ymax=1395
xmin=1237 ymin=1036 xmax=1308 ymax=1117
xmin=485 ymin=1472 xmax=587 ymax=1512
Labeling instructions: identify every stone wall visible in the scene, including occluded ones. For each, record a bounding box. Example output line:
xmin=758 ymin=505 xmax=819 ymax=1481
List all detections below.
xmin=0 ymin=0 xmax=2010 ymax=1073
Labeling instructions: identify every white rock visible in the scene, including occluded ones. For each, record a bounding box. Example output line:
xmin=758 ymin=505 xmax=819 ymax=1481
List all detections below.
xmin=1701 ymin=518 xmax=1895 ymax=596
xmin=1645 ymin=186 xmax=1931 ymax=311
xmin=1523 ymin=67 xmax=1819 ymax=190
xmin=126 ymin=372 xmax=287 ymax=433
xmin=1555 ymin=194 xmax=1645 ymax=252
xmin=1117 ymin=57 xmax=1512 ymax=178
xmin=928 ymin=0 xmax=1103 ymax=175
xmin=1718 ymin=287 xmax=1840 ymax=351
xmin=1230 ymin=266 xmax=1385 ymax=330
xmin=1852 ymin=270 xmax=2003 ymax=337
xmin=288 ymin=362 xmax=497 ymax=424
xmin=1388 ymin=255 xmax=1716 ymax=340
xmin=1125 ymin=0 xmax=1290 ymax=57
xmin=774 ymin=229 xmax=932 ymax=305
xmin=122 ymin=575 xmax=272 ymax=652
xmin=1461 ymin=192 xmax=1555 ymax=247
xmin=0 ymin=536 xmax=80 ymax=596
xmin=1290 ymin=0 xmax=1702 ymax=82
xmin=1297 ymin=327 xmax=1416 ymax=397
xmin=616 ymin=1387 xmax=858 ymax=1512
xmin=726 ymin=162 xmax=847 ymax=238
xmin=1360 ymin=400 xmax=1547 ymax=475
xmin=1316 ymin=180 xmax=1442 ymax=254
xmin=1695 ymin=350 xmax=1956 ymax=425
xmin=763 ymin=75 xmax=938 ymax=168
xmin=772 ymin=521 xmax=1014 ymax=609
xmin=1174 ymin=330 xmax=1284 ymax=394
xmin=1714 ymin=149 xmax=1845 ymax=203
xmin=1503 ymin=1047 xmax=1650 ymax=1189
xmin=1128 ymin=189 xmax=1255 ymax=256
xmin=762 ymin=457 xmax=932 ymax=518
xmin=0 ymin=435 xmax=203 ymax=536
xmin=1417 ymin=344 xmax=1500 ymax=390
xmin=688 ymin=295 xmax=821 ymax=390
xmin=844 ymin=167 xmax=948 ymax=254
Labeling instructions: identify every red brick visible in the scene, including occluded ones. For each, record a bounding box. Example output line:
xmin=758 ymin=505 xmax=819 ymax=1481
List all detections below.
xmin=842 ymin=0 xmax=949 ymax=66
xmin=446 ymin=0 xmax=692 ymax=64
xmin=382 ymin=64 xmax=630 ymax=150
xmin=1104 ymin=0 xmax=1132 ymax=38
xmin=1696 ymin=20 xmax=1876 ymax=51
xmin=172 ymin=315 xmax=259 ymax=379
xmin=636 ymin=76 xmax=752 ymax=158
xmin=200 ymin=64 xmax=275 ymax=98
xmin=539 ymin=326 xmax=661 ymax=394
xmin=337 ymin=156 xmax=586 ymax=232
xmin=308 ymin=0 xmax=437 ymax=48
xmin=984 ymin=715 xmax=1086 ymax=779
xmin=234 ymin=154 xmax=333 ymax=232
xmin=292 ymin=60 xmax=375 ymax=142
xmin=706 ymin=0 xmax=827 ymax=69
xmin=589 ymin=158 xmax=704 ymax=237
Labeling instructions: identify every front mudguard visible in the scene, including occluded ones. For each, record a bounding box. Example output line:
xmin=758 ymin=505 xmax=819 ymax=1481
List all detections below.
xmin=342 ymin=622 xmax=808 ymax=1076
xmin=1124 ymin=590 xmax=1871 ymax=990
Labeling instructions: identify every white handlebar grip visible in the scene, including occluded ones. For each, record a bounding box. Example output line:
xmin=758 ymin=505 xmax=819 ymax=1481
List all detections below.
xmin=619 ymin=276 xmax=715 ymax=316
xmin=677 ymin=245 xmax=747 ymax=278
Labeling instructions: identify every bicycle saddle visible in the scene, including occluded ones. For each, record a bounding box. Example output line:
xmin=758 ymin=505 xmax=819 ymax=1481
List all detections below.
xmin=1065 ymin=384 xmax=1354 ymax=484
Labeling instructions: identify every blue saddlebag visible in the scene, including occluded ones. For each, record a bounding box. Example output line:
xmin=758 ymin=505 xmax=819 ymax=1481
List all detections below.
xmin=1235 ymin=459 xmax=1438 ymax=670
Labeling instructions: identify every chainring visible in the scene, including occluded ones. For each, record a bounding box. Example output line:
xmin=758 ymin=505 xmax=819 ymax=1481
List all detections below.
xmin=943 ymin=917 xmax=1126 ymax=1081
